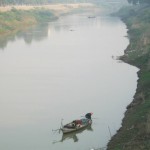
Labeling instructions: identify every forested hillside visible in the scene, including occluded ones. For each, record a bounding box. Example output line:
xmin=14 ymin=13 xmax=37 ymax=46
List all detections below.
xmin=128 ymin=0 xmax=150 ymax=4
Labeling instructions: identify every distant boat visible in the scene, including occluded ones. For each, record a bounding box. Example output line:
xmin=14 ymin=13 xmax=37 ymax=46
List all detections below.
xmin=88 ymin=16 xmax=96 ymax=19
xmin=70 ymin=29 xmax=75 ymax=31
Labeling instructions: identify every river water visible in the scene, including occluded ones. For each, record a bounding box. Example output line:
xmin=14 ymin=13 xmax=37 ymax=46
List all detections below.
xmin=0 ymin=14 xmax=138 ymax=150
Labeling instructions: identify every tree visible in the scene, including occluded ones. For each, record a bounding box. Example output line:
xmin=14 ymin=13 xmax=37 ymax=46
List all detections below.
xmin=128 ymin=0 xmax=150 ymax=5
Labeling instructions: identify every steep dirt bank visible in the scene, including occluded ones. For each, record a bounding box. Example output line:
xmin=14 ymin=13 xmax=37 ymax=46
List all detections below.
xmin=107 ymin=5 xmax=150 ymax=150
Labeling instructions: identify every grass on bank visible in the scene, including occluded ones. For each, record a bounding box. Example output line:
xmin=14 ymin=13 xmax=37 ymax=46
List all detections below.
xmin=0 ymin=8 xmax=57 ymax=34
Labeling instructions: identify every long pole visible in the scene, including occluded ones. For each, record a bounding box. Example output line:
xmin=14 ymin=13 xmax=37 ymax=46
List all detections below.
xmin=108 ymin=126 xmax=112 ymax=139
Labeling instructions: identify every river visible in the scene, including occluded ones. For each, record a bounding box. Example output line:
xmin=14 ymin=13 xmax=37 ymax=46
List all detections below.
xmin=0 ymin=14 xmax=138 ymax=150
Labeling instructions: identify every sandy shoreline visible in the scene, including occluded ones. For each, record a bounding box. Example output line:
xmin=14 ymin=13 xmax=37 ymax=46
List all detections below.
xmin=0 ymin=3 xmax=95 ymax=15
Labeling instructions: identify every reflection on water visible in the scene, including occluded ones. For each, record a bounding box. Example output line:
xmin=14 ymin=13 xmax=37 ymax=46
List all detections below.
xmin=0 ymin=23 xmax=49 ymax=49
xmin=53 ymin=125 xmax=93 ymax=144
xmin=0 ymin=15 xmax=120 ymax=50
xmin=0 ymin=34 xmax=16 ymax=50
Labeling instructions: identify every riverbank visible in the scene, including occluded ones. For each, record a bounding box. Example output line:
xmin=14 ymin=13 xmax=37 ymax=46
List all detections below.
xmin=107 ymin=4 xmax=150 ymax=150
xmin=0 ymin=3 xmax=94 ymax=14
xmin=0 ymin=8 xmax=57 ymax=35
xmin=0 ymin=3 xmax=95 ymax=35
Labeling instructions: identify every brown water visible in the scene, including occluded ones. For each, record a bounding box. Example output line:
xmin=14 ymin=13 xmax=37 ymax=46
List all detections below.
xmin=0 ymin=14 xmax=138 ymax=150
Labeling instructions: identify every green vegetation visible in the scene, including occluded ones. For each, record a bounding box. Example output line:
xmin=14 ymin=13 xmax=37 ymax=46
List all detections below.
xmin=0 ymin=0 xmax=128 ymax=6
xmin=0 ymin=8 xmax=56 ymax=34
xmin=128 ymin=0 xmax=150 ymax=5
xmin=0 ymin=0 xmax=101 ymax=5
xmin=0 ymin=0 xmax=49 ymax=5
xmin=107 ymin=3 xmax=150 ymax=150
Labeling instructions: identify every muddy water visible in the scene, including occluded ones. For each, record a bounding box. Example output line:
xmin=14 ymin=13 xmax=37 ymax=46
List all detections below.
xmin=0 ymin=14 xmax=138 ymax=150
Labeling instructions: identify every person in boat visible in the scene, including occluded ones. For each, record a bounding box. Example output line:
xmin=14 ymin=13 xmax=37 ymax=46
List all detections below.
xmin=72 ymin=120 xmax=82 ymax=128
xmin=85 ymin=112 xmax=93 ymax=120
xmin=72 ymin=120 xmax=76 ymax=127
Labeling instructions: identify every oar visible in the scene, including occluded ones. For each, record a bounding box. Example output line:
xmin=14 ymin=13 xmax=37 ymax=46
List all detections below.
xmin=52 ymin=127 xmax=62 ymax=134
xmin=61 ymin=119 xmax=64 ymax=128
xmin=52 ymin=119 xmax=64 ymax=134
xmin=52 ymin=129 xmax=60 ymax=132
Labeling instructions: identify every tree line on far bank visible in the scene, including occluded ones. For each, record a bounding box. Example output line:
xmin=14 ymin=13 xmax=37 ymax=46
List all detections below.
xmin=0 ymin=0 xmax=122 ymax=6
xmin=128 ymin=0 xmax=150 ymax=5
xmin=0 ymin=0 xmax=132 ymax=6
xmin=0 ymin=0 xmax=46 ymax=5
xmin=0 ymin=0 xmax=90 ymax=6
xmin=1 ymin=0 xmax=150 ymax=6
xmin=0 ymin=0 xmax=79 ymax=6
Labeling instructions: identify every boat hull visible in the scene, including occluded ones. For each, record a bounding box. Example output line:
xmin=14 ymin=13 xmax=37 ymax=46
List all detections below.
xmin=61 ymin=119 xmax=92 ymax=134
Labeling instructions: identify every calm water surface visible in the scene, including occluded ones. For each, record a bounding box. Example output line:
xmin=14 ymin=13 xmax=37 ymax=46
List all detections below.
xmin=0 ymin=14 xmax=138 ymax=150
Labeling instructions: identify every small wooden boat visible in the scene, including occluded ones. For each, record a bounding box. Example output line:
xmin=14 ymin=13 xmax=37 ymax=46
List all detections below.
xmin=88 ymin=16 xmax=96 ymax=19
xmin=61 ymin=118 xmax=92 ymax=134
